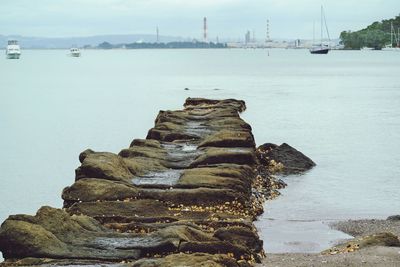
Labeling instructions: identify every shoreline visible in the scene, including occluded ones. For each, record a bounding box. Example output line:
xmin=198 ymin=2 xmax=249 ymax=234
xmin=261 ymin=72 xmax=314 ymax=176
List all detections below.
xmin=261 ymin=217 xmax=400 ymax=266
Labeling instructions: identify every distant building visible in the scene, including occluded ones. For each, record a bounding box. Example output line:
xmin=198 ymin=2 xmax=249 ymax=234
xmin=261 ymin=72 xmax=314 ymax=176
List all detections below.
xmin=245 ymin=30 xmax=251 ymax=44
xmin=203 ymin=17 xmax=208 ymax=42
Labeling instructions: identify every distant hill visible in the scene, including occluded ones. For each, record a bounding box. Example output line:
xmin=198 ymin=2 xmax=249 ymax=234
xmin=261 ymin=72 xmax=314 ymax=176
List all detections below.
xmin=340 ymin=15 xmax=400 ymax=49
xmin=0 ymin=34 xmax=187 ymax=49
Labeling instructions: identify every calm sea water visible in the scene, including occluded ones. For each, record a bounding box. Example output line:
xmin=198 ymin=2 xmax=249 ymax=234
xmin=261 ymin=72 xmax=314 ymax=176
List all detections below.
xmin=0 ymin=49 xmax=399 ymax=257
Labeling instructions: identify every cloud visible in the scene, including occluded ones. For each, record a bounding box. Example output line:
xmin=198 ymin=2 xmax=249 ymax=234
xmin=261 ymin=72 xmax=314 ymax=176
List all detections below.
xmin=0 ymin=0 xmax=399 ymax=39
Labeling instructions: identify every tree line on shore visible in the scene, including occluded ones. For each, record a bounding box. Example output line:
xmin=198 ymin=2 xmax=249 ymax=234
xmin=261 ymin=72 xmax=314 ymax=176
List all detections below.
xmin=340 ymin=15 xmax=400 ymax=50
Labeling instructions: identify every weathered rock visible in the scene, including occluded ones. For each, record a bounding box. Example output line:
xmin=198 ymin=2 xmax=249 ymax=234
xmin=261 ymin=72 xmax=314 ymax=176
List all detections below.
xmin=184 ymin=98 xmax=246 ymax=113
xmin=62 ymin=178 xmax=139 ymax=206
xmin=387 ymin=215 xmax=400 ymax=221
xmin=68 ymin=200 xmax=173 ymax=221
xmin=0 ymin=98 xmax=287 ymax=266
xmin=75 ymin=150 xmax=134 ymax=182
xmin=177 ymin=165 xmax=253 ymax=196
xmin=256 ymin=143 xmax=315 ymax=174
xmin=131 ymin=252 xmax=241 ymax=267
xmin=62 ymin=178 xmax=246 ymax=207
xmin=190 ymin=148 xmax=257 ymax=167
xmin=198 ymin=130 xmax=255 ymax=148
xmin=130 ymin=138 xmax=162 ymax=148
xmin=0 ymin=207 xmax=142 ymax=261
xmin=213 ymin=227 xmax=263 ymax=255
xmin=323 ymin=232 xmax=400 ymax=255
xmin=1 ymin=207 xmax=252 ymax=264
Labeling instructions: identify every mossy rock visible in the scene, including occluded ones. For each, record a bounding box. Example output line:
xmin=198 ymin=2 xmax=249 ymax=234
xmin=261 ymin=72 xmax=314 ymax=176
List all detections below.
xmin=198 ymin=130 xmax=255 ymax=148
xmin=190 ymin=148 xmax=257 ymax=167
xmin=75 ymin=150 xmax=134 ymax=182
xmin=131 ymin=252 xmax=240 ymax=267
xmin=323 ymin=232 xmax=400 ymax=254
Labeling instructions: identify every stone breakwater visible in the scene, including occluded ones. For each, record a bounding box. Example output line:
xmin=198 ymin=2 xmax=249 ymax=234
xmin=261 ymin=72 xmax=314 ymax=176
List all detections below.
xmin=0 ymin=98 xmax=314 ymax=266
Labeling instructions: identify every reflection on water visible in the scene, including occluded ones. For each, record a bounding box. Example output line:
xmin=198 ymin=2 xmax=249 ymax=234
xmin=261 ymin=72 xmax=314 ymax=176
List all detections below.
xmin=255 ymin=218 xmax=352 ymax=253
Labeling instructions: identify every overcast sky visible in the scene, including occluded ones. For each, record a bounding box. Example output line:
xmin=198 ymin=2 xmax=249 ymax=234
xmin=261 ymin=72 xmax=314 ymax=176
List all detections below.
xmin=1 ymin=0 xmax=399 ymax=40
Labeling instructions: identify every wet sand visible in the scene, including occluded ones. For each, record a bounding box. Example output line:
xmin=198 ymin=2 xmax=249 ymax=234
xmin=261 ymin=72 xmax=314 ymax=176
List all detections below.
xmin=260 ymin=217 xmax=400 ymax=266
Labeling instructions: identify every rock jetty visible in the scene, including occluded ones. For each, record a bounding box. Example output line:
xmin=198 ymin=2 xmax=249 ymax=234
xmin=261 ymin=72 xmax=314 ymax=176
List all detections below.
xmin=0 ymin=98 xmax=314 ymax=266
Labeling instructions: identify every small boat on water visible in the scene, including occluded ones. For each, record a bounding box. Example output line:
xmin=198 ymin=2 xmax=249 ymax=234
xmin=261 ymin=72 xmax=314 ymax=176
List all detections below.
xmin=6 ymin=40 xmax=21 ymax=59
xmin=310 ymin=44 xmax=330 ymax=54
xmin=310 ymin=6 xmax=330 ymax=54
xmin=70 ymin=47 xmax=81 ymax=57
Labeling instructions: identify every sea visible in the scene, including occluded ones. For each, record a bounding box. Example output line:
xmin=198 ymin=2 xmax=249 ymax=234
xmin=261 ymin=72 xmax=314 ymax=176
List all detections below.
xmin=0 ymin=49 xmax=399 ymax=258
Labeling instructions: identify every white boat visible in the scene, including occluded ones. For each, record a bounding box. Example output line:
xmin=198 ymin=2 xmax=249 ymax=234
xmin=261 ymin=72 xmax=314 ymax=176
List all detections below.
xmin=6 ymin=40 xmax=21 ymax=59
xmin=310 ymin=6 xmax=330 ymax=54
xmin=70 ymin=47 xmax=81 ymax=57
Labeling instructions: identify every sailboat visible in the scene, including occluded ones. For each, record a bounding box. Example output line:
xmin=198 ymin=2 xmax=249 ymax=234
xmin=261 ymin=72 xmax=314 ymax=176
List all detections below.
xmin=382 ymin=22 xmax=400 ymax=51
xmin=310 ymin=6 xmax=330 ymax=54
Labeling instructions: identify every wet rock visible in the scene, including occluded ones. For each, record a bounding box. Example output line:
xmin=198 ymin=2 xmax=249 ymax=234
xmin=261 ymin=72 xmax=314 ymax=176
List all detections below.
xmin=184 ymin=98 xmax=246 ymax=113
xmin=177 ymin=165 xmax=253 ymax=196
xmin=62 ymin=178 xmax=245 ymax=207
xmin=131 ymin=252 xmax=240 ymax=267
xmin=119 ymin=145 xmax=166 ymax=161
xmin=324 ymin=232 xmax=400 ymax=255
xmin=198 ymin=130 xmax=255 ymax=148
xmin=358 ymin=232 xmax=400 ymax=247
xmin=207 ymin=117 xmax=252 ymax=132
xmin=62 ymin=178 xmax=139 ymax=206
xmin=256 ymin=143 xmax=316 ymax=174
xmin=213 ymin=227 xmax=263 ymax=255
xmin=130 ymin=138 xmax=162 ymax=148
xmin=0 ymin=207 xmax=142 ymax=261
xmin=387 ymin=215 xmax=400 ymax=221
xmin=0 ymin=97 xmax=287 ymax=266
xmin=190 ymin=147 xmax=257 ymax=167
xmin=136 ymin=187 xmax=244 ymax=205
xmin=68 ymin=200 xmax=173 ymax=221
xmin=75 ymin=150 xmax=134 ymax=182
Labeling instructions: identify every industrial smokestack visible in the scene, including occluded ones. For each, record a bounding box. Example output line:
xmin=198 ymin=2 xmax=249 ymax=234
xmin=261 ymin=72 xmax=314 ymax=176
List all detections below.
xmin=203 ymin=17 xmax=208 ymax=42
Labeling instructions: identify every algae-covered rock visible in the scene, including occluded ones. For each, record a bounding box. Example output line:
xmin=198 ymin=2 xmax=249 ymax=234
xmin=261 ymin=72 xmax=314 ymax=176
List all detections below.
xmin=198 ymin=130 xmax=255 ymax=148
xmin=0 ymin=206 xmax=142 ymax=261
xmin=214 ymin=227 xmax=263 ymax=254
xmin=387 ymin=215 xmax=400 ymax=221
xmin=256 ymin=143 xmax=315 ymax=174
xmin=323 ymin=232 xmax=400 ymax=255
xmin=75 ymin=150 xmax=134 ymax=182
xmin=190 ymin=147 xmax=257 ymax=167
xmin=131 ymin=252 xmax=240 ymax=267
xmin=0 ymin=98 xmax=270 ymax=266
xmin=62 ymin=178 xmax=139 ymax=206
xmin=184 ymin=98 xmax=246 ymax=113
xmin=68 ymin=199 xmax=173 ymax=220
xmin=177 ymin=166 xmax=253 ymax=195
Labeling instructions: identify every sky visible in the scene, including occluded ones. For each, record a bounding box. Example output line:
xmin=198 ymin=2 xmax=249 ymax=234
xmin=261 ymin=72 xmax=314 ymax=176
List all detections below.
xmin=0 ymin=0 xmax=399 ymax=40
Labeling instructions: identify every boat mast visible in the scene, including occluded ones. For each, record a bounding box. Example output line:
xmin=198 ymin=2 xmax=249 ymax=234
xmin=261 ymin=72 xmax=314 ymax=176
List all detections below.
xmin=313 ymin=21 xmax=315 ymax=44
xmin=320 ymin=5 xmax=323 ymax=45
xmin=322 ymin=6 xmax=331 ymax=41
xmin=391 ymin=22 xmax=393 ymax=47
xmin=398 ymin=27 xmax=400 ymax=47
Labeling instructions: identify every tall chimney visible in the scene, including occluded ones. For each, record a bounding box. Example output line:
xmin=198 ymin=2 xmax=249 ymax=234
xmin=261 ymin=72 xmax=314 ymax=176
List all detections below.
xmin=203 ymin=17 xmax=208 ymax=42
